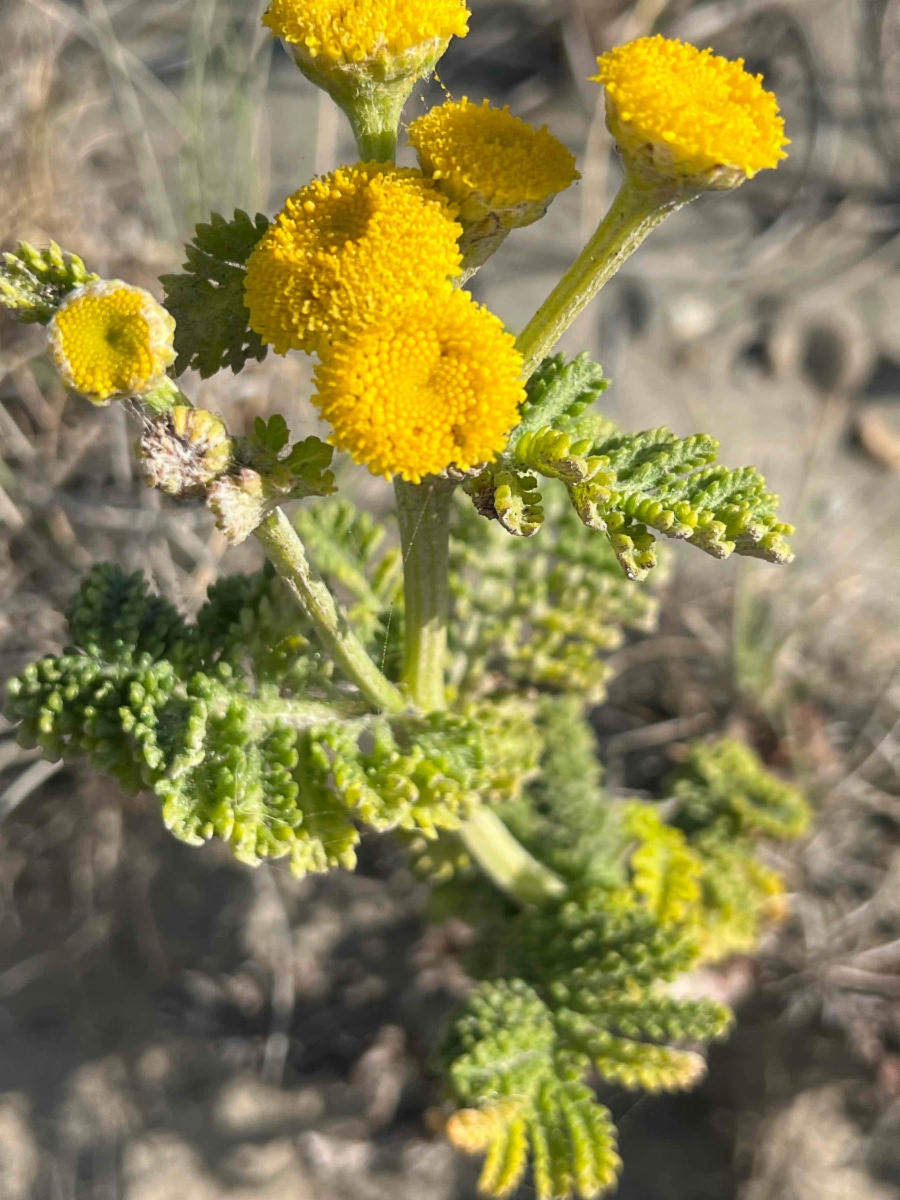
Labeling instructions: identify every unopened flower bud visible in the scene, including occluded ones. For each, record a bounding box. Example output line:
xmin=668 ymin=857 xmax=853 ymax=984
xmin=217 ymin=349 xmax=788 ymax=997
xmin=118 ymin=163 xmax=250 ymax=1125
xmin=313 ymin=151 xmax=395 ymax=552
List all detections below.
xmin=140 ymin=406 xmax=233 ymax=497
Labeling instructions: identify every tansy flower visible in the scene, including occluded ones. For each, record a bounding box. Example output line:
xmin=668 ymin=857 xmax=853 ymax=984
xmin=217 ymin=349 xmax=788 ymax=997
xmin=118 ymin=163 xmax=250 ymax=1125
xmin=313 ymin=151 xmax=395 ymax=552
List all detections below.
xmin=48 ymin=280 xmax=176 ymax=404
xmin=594 ymin=35 xmax=788 ymax=189
xmin=409 ymin=98 xmax=579 ymax=225
xmin=409 ymin=98 xmax=579 ymax=272
xmin=264 ymin=0 xmax=469 ymax=69
xmin=244 ymin=164 xmax=462 ymax=356
xmin=312 ymin=289 xmax=525 ymax=482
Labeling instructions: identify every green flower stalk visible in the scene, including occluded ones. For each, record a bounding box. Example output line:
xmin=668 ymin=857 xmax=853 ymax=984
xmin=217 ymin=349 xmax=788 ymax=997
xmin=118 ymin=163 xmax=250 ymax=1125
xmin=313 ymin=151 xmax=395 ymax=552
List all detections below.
xmin=517 ymin=35 xmax=789 ymax=375
xmin=262 ymin=0 xmax=470 ymax=161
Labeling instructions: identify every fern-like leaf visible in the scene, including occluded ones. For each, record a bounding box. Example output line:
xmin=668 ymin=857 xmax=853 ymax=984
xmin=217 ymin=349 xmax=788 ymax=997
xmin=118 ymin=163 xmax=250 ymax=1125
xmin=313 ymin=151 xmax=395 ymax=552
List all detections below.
xmin=450 ymin=490 xmax=656 ymax=703
xmin=443 ymin=980 xmax=621 ymax=1200
xmin=668 ymin=738 xmax=811 ymax=842
xmin=513 ymin=353 xmax=611 ymax=450
xmin=464 ymin=354 xmax=612 ymax=537
xmin=161 ymin=209 xmax=269 ymax=377
xmin=4 ymin=566 xmax=539 ymax=873
xmin=623 ymin=803 xmax=703 ymax=926
xmin=466 ymin=354 xmax=793 ymax=581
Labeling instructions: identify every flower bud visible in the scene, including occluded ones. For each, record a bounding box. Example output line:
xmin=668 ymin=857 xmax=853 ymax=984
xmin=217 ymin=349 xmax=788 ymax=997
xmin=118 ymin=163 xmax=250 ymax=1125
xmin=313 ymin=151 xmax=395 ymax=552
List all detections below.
xmin=140 ymin=407 xmax=233 ymax=497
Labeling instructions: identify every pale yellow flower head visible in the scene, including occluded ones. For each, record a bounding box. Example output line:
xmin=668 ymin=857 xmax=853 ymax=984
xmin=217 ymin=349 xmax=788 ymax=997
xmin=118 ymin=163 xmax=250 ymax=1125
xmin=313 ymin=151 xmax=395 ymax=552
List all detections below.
xmin=312 ymin=289 xmax=525 ymax=483
xmin=264 ymin=0 xmax=469 ymax=81
xmin=408 ymin=98 xmax=579 ymax=226
xmin=594 ymin=35 xmax=788 ymax=189
xmin=48 ymin=280 xmax=176 ymax=404
xmin=244 ymin=164 xmax=462 ymax=356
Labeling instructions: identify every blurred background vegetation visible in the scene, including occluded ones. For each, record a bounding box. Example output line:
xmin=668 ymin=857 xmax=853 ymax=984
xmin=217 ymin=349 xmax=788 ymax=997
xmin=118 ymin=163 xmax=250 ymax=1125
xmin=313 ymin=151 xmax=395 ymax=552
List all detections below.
xmin=2 ymin=0 xmax=900 ymax=1197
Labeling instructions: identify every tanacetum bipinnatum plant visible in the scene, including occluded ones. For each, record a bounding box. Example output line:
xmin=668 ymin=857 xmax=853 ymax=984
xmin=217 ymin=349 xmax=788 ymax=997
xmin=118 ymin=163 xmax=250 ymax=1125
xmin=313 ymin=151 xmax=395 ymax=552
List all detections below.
xmin=2 ymin=14 xmax=807 ymax=1199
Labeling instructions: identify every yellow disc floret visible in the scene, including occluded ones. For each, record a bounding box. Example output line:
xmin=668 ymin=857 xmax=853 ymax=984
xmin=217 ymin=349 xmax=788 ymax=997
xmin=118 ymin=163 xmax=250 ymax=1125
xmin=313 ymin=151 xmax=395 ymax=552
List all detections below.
xmin=594 ymin=35 xmax=788 ymax=184
xmin=48 ymin=280 xmax=176 ymax=404
xmin=244 ymin=164 xmax=463 ymax=356
xmin=408 ymin=98 xmax=579 ymax=224
xmin=263 ymin=0 xmax=469 ymax=68
xmin=312 ymin=289 xmax=525 ymax=482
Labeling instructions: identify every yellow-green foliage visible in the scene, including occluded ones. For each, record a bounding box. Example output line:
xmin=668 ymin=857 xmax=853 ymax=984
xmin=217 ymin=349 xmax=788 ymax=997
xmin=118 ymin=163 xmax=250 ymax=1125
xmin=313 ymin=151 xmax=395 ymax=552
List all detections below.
xmin=438 ymin=726 xmax=806 ymax=1197
xmin=668 ymin=739 xmax=811 ymax=959
xmin=4 ymin=564 xmax=540 ymax=874
xmin=623 ymin=802 xmax=702 ymax=926
xmin=465 ymin=354 xmax=794 ymax=582
xmin=444 ymin=980 xmax=623 ymax=1200
xmin=450 ymin=492 xmax=657 ymax=704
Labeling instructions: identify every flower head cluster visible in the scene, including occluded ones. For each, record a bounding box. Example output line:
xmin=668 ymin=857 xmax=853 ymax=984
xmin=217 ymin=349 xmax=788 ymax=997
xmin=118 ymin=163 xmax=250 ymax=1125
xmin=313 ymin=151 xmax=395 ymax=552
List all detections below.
xmin=48 ymin=280 xmax=176 ymax=404
xmin=263 ymin=0 xmax=469 ymax=72
xmin=244 ymin=163 xmax=462 ymax=355
xmin=408 ymin=98 xmax=579 ymax=226
xmin=313 ymin=290 xmax=525 ymax=482
xmin=594 ymin=35 xmax=788 ymax=187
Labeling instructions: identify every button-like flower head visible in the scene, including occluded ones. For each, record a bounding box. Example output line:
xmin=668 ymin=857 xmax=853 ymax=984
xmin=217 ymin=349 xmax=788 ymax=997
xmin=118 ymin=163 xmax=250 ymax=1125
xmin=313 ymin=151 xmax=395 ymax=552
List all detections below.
xmin=409 ymin=98 xmax=579 ymax=225
xmin=409 ymin=98 xmax=580 ymax=272
xmin=264 ymin=0 xmax=469 ymax=76
xmin=594 ymin=35 xmax=788 ymax=191
xmin=48 ymin=280 xmax=176 ymax=404
xmin=244 ymin=164 xmax=463 ymax=356
xmin=312 ymin=289 xmax=525 ymax=482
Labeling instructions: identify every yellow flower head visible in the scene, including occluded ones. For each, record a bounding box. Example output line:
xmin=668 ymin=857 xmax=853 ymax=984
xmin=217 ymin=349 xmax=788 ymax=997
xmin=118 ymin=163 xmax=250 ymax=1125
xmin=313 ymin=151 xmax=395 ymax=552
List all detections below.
xmin=48 ymin=280 xmax=176 ymax=404
xmin=264 ymin=0 xmax=469 ymax=75
xmin=594 ymin=35 xmax=788 ymax=187
xmin=408 ymin=98 xmax=579 ymax=225
xmin=244 ymin=163 xmax=462 ymax=356
xmin=312 ymin=289 xmax=525 ymax=482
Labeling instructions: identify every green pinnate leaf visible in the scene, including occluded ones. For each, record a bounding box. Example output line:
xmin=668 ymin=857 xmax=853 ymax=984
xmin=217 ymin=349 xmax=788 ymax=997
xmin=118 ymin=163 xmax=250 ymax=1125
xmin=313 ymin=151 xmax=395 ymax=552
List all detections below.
xmin=623 ymin=803 xmax=703 ymax=926
xmin=668 ymin=739 xmax=811 ymax=843
xmin=569 ymin=428 xmax=794 ymax=579
xmin=450 ymin=491 xmax=655 ymax=703
xmin=514 ymin=353 xmax=611 ymax=449
xmin=556 ymin=1011 xmax=708 ymax=1092
xmin=466 ymin=353 xmax=793 ymax=581
xmin=65 ymin=563 xmax=194 ymax=668
xmin=252 ymin=414 xmax=290 ymax=455
xmin=5 ymin=566 xmax=541 ymax=875
xmin=0 ymin=241 xmax=98 ymax=323
xmin=161 ymin=209 xmax=269 ymax=377
xmin=443 ymin=980 xmax=622 ymax=1200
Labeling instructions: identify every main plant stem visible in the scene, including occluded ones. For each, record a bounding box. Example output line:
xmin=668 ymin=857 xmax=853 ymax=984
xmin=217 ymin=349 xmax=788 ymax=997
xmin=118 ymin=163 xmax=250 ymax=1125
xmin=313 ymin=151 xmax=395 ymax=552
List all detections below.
xmin=351 ymin=95 xmax=567 ymax=904
xmin=394 ymin=477 xmax=455 ymax=711
xmin=515 ymin=177 xmax=688 ymax=377
xmin=256 ymin=509 xmax=405 ymax=714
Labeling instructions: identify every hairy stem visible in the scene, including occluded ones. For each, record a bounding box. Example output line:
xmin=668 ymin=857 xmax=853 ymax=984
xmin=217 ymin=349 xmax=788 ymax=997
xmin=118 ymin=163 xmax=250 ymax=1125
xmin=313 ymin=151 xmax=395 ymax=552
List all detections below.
xmin=255 ymin=508 xmax=405 ymax=714
xmin=395 ymin=477 xmax=455 ymax=711
xmin=515 ymin=177 xmax=688 ymax=377
xmin=347 ymin=79 xmax=409 ymax=162
xmin=460 ymin=807 xmax=567 ymax=906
